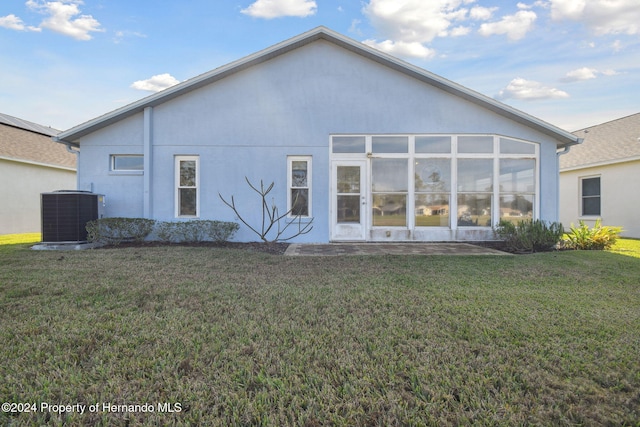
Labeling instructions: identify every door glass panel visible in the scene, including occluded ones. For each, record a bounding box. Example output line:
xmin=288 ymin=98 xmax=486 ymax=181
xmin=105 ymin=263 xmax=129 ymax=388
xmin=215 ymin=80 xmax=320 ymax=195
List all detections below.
xmin=337 ymin=166 xmax=360 ymax=193
xmin=372 ymin=194 xmax=407 ymax=226
xmin=337 ymin=195 xmax=360 ymax=223
xmin=415 ymin=194 xmax=449 ymax=227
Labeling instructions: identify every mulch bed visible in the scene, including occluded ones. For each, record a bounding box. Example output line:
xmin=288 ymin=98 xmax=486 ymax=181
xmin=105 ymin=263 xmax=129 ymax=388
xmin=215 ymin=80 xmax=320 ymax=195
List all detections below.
xmin=98 ymin=241 xmax=290 ymax=255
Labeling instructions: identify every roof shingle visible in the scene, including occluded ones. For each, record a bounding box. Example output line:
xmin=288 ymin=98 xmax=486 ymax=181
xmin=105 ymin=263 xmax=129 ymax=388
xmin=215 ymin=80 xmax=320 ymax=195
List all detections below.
xmin=560 ymin=112 xmax=640 ymax=170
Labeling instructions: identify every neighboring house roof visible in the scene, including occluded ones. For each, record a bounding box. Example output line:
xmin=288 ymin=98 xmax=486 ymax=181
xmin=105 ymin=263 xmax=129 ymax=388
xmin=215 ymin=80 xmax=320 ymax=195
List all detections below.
xmin=0 ymin=113 xmax=76 ymax=170
xmin=560 ymin=112 xmax=640 ymax=171
xmin=55 ymin=26 xmax=580 ymax=148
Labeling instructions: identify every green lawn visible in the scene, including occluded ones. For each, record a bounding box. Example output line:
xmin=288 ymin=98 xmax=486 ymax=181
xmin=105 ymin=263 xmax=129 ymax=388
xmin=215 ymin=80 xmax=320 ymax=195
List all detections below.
xmin=0 ymin=240 xmax=638 ymax=426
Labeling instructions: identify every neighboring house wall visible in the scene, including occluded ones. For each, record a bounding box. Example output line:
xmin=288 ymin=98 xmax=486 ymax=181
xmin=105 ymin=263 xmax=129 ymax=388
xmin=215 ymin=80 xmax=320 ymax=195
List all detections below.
xmin=58 ymin=29 xmax=578 ymax=243
xmin=0 ymin=159 xmax=76 ymax=234
xmin=560 ymin=160 xmax=640 ymax=238
xmin=0 ymin=117 xmax=77 ymax=234
xmin=559 ymin=113 xmax=640 ymax=239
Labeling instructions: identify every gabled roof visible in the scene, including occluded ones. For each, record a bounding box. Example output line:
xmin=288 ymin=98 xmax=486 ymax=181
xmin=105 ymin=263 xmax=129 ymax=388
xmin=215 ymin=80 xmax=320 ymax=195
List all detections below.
xmin=55 ymin=26 xmax=580 ymax=148
xmin=560 ymin=112 xmax=640 ymax=171
xmin=0 ymin=113 xmax=76 ymax=170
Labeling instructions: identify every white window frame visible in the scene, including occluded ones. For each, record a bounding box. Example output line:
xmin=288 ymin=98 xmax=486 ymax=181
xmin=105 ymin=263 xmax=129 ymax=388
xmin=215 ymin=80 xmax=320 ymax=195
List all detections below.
xmin=580 ymin=175 xmax=601 ymax=217
xmin=110 ymin=154 xmax=144 ymax=174
xmin=287 ymin=156 xmax=312 ymax=218
xmin=175 ymin=155 xmax=200 ymax=218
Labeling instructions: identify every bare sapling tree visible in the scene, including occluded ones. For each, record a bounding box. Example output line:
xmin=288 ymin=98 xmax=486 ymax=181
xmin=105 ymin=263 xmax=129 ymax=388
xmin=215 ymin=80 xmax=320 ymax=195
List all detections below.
xmin=219 ymin=177 xmax=313 ymax=242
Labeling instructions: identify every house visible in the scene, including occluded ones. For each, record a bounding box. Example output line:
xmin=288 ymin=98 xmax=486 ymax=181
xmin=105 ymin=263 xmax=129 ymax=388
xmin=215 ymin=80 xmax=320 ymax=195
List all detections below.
xmin=0 ymin=113 xmax=77 ymax=235
xmin=559 ymin=113 xmax=640 ymax=238
xmin=53 ymin=27 xmax=580 ymax=243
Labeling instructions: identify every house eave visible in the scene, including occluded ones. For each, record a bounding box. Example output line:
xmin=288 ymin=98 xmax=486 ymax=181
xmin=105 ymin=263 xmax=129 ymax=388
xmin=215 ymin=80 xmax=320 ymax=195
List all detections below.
xmin=560 ymin=155 xmax=640 ymax=172
xmin=54 ymin=26 xmax=580 ymax=148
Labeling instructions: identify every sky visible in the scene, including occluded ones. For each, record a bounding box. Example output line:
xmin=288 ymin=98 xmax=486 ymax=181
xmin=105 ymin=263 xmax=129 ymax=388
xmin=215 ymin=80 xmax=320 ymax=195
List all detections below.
xmin=1 ymin=0 xmax=639 ymax=133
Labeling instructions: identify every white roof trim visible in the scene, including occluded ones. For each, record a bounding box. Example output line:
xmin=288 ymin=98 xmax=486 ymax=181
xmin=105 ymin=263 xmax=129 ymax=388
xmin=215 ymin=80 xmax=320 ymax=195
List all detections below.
xmin=0 ymin=155 xmax=76 ymax=171
xmin=54 ymin=26 xmax=580 ymax=147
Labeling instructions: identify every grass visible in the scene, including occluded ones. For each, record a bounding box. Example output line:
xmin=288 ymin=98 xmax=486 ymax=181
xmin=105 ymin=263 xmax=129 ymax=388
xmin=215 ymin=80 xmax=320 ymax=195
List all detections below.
xmin=0 ymin=239 xmax=639 ymax=426
xmin=0 ymin=233 xmax=41 ymax=246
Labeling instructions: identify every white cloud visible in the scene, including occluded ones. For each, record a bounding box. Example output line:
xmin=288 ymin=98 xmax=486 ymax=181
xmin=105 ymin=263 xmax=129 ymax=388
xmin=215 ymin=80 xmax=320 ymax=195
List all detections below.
xmin=362 ymin=0 xmax=472 ymax=44
xmin=363 ymin=39 xmax=437 ymax=59
xmin=450 ymin=25 xmax=471 ymax=36
xmin=241 ymin=0 xmax=317 ymax=19
xmin=561 ymin=67 xmax=619 ymax=82
xmin=497 ymin=78 xmax=569 ymax=100
xmin=0 ymin=13 xmax=40 ymax=31
xmin=469 ymin=6 xmax=497 ymax=20
xmin=611 ymin=40 xmax=622 ymax=52
xmin=478 ymin=10 xmax=537 ymax=41
xmin=563 ymin=67 xmax=598 ymax=82
xmin=131 ymin=74 xmax=180 ymax=92
xmin=550 ymin=0 xmax=640 ymax=35
xmin=26 ymin=0 xmax=103 ymax=41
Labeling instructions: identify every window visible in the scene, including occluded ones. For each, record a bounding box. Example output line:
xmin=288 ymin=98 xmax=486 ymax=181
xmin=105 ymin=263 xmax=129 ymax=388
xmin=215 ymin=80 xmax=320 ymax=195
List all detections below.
xmin=457 ymin=159 xmax=493 ymax=227
xmin=581 ymin=176 xmax=601 ymax=216
xmin=372 ymin=158 xmax=408 ymax=226
xmin=288 ymin=156 xmax=311 ymax=217
xmin=175 ymin=156 xmax=199 ymax=217
xmin=111 ymin=155 xmax=143 ymax=172
xmin=415 ymin=158 xmax=451 ymax=226
xmin=499 ymin=159 xmax=535 ymax=223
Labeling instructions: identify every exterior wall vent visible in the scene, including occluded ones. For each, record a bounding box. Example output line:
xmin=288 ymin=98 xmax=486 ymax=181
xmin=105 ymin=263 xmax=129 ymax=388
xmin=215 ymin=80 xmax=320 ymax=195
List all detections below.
xmin=41 ymin=191 xmax=105 ymax=243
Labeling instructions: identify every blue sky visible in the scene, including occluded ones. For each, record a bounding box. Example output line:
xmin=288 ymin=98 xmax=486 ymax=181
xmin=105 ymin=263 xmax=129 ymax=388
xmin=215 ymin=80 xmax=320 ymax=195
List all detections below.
xmin=1 ymin=0 xmax=639 ymax=132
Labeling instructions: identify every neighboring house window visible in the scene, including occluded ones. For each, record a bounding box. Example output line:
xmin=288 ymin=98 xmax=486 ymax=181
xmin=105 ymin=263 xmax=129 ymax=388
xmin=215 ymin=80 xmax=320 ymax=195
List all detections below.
xmin=581 ymin=176 xmax=601 ymax=216
xmin=288 ymin=156 xmax=311 ymax=217
xmin=175 ymin=156 xmax=199 ymax=217
xmin=111 ymin=155 xmax=143 ymax=172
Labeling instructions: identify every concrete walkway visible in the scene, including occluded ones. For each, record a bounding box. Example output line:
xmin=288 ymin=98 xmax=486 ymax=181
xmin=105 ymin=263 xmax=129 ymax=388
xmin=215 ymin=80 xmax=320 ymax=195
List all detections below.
xmin=285 ymin=242 xmax=510 ymax=256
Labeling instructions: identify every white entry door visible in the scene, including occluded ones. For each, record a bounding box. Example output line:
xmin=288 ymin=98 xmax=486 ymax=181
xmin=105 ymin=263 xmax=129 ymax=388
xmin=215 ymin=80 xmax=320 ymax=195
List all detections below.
xmin=330 ymin=160 xmax=367 ymax=241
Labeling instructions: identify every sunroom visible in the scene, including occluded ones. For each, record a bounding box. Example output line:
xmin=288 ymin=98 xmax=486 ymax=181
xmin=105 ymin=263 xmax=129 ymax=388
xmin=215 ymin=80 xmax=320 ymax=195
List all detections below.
xmin=329 ymin=134 xmax=538 ymax=242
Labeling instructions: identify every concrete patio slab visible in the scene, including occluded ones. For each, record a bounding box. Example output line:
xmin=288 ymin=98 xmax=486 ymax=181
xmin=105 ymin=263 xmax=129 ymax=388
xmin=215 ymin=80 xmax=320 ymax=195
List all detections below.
xmin=285 ymin=243 xmax=510 ymax=256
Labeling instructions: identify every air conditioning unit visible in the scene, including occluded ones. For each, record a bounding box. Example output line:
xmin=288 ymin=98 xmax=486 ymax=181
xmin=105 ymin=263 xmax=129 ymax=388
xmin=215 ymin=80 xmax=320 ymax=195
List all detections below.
xmin=41 ymin=191 xmax=105 ymax=243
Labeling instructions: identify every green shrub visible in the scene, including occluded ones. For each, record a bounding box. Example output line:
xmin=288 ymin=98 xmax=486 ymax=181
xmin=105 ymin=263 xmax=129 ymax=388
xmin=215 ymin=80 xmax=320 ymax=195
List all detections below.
xmin=155 ymin=220 xmax=239 ymax=243
xmin=86 ymin=218 xmax=156 ymax=245
xmin=495 ymin=219 xmax=564 ymax=253
xmin=563 ymin=219 xmax=622 ymax=250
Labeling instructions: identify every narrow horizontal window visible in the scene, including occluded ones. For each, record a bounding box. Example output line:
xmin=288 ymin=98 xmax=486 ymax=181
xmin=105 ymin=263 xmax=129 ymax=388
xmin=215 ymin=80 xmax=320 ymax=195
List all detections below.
xmin=111 ymin=155 xmax=143 ymax=171
xmin=415 ymin=136 xmax=451 ymax=153
xmin=458 ymin=136 xmax=494 ymax=154
xmin=372 ymin=136 xmax=408 ymax=153
xmin=500 ymin=138 xmax=536 ymax=154
xmin=332 ymin=136 xmax=366 ymax=153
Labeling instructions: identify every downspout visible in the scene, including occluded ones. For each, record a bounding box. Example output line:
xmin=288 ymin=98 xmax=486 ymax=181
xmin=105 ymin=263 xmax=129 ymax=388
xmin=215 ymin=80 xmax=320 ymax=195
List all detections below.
xmin=143 ymin=107 xmax=153 ymax=219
